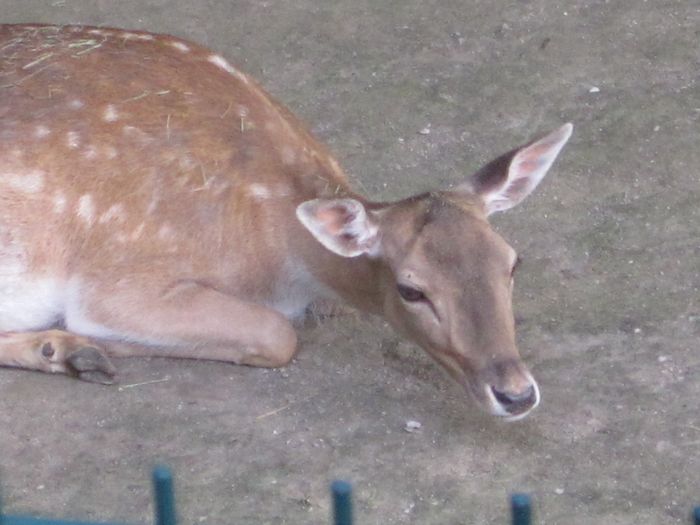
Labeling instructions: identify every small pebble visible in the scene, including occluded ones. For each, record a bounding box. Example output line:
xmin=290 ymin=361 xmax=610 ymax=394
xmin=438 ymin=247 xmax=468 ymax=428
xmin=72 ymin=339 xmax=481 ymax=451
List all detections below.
xmin=405 ymin=420 xmax=422 ymax=433
xmin=554 ymin=488 xmax=564 ymax=495
xmin=658 ymin=355 xmax=670 ymax=363
xmin=589 ymin=86 xmax=600 ymax=93
xmin=418 ymin=126 xmax=431 ymax=135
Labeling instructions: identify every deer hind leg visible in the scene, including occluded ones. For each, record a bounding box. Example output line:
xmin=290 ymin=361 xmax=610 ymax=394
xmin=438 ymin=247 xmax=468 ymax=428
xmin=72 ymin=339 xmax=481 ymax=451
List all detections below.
xmin=0 ymin=329 xmax=115 ymax=384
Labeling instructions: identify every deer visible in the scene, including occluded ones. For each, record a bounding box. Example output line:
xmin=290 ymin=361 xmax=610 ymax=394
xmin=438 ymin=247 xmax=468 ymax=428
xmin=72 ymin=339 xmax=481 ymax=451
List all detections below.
xmin=0 ymin=24 xmax=572 ymax=421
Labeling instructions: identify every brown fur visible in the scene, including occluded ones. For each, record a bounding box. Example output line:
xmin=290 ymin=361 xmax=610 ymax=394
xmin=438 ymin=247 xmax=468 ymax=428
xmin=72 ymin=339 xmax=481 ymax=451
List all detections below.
xmin=0 ymin=24 xmax=571 ymax=419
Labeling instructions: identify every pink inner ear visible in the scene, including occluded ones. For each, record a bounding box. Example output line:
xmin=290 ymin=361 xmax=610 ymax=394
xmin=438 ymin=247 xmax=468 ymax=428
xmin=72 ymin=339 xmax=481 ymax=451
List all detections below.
xmin=317 ymin=206 xmax=355 ymax=235
xmin=504 ymin=176 xmax=531 ymax=197
xmin=517 ymin=157 xmax=547 ymax=173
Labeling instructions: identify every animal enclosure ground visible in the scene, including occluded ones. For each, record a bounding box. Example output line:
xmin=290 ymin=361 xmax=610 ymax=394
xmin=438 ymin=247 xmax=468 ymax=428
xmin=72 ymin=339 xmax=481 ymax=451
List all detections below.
xmin=1 ymin=1 xmax=698 ymax=524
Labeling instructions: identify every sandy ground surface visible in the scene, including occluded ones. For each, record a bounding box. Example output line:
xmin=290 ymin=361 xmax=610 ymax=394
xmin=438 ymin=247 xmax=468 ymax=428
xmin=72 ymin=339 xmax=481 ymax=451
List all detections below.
xmin=1 ymin=1 xmax=699 ymax=524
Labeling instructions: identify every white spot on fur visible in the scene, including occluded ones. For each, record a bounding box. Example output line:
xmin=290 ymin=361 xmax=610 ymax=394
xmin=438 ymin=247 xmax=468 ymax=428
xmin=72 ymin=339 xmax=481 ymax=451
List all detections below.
xmin=98 ymin=203 xmax=126 ymax=224
xmin=146 ymin=198 xmax=159 ymax=215
xmin=67 ymin=131 xmax=80 ymax=149
xmin=247 ymin=183 xmax=271 ymax=200
xmin=77 ymin=194 xmax=95 ymax=225
xmin=2 ymin=170 xmax=45 ymax=193
xmin=34 ymin=125 xmax=51 ymax=139
xmin=157 ymin=223 xmax=176 ymax=242
xmin=207 ymin=54 xmax=249 ymax=82
xmin=120 ymin=32 xmax=153 ymax=41
xmin=83 ymin=145 xmax=98 ymax=160
xmin=130 ymin=222 xmax=145 ymax=241
xmin=237 ymin=105 xmax=249 ymax=118
xmin=168 ymin=41 xmax=190 ymax=52
xmin=208 ymin=54 xmax=238 ymax=75
xmin=53 ymin=191 xmax=67 ymax=214
xmin=103 ymin=104 xmax=119 ymax=122
xmin=87 ymin=29 xmax=109 ymax=37
xmin=68 ymin=99 xmax=84 ymax=110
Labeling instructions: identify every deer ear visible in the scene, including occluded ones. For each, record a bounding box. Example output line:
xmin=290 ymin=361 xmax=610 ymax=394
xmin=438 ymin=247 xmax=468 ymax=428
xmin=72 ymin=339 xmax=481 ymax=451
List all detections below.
xmin=460 ymin=123 xmax=573 ymax=215
xmin=296 ymin=198 xmax=380 ymax=258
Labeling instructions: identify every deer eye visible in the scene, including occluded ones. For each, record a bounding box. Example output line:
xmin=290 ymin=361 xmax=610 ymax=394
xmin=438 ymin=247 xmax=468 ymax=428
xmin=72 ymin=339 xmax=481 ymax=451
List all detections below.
xmin=397 ymin=284 xmax=426 ymax=302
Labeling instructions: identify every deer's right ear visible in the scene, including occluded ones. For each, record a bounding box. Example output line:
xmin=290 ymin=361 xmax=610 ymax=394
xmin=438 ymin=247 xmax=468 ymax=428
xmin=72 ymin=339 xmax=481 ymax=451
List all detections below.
xmin=460 ymin=123 xmax=573 ymax=215
xmin=296 ymin=198 xmax=380 ymax=258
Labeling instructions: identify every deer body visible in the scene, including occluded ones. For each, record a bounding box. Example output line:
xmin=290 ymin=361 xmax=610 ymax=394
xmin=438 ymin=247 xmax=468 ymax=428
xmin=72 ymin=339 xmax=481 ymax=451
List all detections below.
xmin=0 ymin=24 xmax=572 ymax=419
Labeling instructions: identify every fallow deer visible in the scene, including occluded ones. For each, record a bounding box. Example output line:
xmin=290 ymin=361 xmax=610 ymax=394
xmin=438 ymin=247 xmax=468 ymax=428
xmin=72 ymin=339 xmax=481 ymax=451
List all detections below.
xmin=0 ymin=24 xmax=572 ymax=420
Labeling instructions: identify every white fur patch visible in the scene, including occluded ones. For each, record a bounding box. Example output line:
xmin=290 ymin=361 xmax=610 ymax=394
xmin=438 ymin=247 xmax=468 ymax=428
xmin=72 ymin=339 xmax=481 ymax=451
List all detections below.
xmin=248 ymin=183 xmax=271 ymax=200
xmin=87 ymin=29 xmax=109 ymax=37
xmin=53 ymin=191 xmax=67 ymax=214
xmin=0 ymin=225 xmax=62 ymax=331
xmin=83 ymin=145 xmax=98 ymax=160
xmin=69 ymin=99 xmax=84 ymax=110
xmin=103 ymin=104 xmax=119 ymax=122
xmin=120 ymin=32 xmax=154 ymax=41
xmin=208 ymin=54 xmax=238 ymax=75
xmin=77 ymin=194 xmax=95 ymax=225
xmin=157 ymin=223 xmax=176 ymax=242
xmin=98 ymin=203 xmax=126 ymax=224
xmin=2 ymin=170 xmax=45 ymax=193
xmin=168 ymin=41 xmax=190 ymax=52
xmin=130 ymin=222 xmax=145 ymax=241
xmin=207 ymin=54 xmax=249 ymax=83
xmin=0 ymin=276 xmax=64 ymax=331
xmin=34 ymin=125 xmax=51 ymax=139
xmin=67 ymin=131 xmax=80 ymax=149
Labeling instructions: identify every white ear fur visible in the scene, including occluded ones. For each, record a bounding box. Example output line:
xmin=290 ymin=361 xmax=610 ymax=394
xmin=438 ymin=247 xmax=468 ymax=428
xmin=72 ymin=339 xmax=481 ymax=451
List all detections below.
xmin=296 ymin=198 xmax=380 ymax=258
xmin=468 ymin=123 xmax=573 ymax=215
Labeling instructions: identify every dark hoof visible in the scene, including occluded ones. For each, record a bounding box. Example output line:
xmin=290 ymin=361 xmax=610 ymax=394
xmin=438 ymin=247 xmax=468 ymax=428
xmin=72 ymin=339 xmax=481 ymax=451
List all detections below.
xmin=66 ymin=347 xmax=116 ymax=384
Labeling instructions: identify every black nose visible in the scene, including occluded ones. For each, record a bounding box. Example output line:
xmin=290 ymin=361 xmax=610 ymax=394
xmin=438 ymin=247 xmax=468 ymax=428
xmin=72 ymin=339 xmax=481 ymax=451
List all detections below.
xmin=491 ymin=385 xmax=537 ymax=414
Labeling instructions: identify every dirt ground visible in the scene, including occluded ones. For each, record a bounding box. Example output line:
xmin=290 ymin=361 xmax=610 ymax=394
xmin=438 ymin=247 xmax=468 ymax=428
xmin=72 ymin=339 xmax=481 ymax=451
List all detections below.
xmin=1 ymin=1 xmax=699 ymax=524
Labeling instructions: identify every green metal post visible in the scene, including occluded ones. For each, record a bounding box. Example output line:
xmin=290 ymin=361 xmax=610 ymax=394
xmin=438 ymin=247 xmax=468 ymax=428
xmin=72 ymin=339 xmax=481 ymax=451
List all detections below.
xmin=152 ymin=466 xmax=176 ymax=525
xmin=511 ymin=493 xmax=531 ymax=525
xmin=331 ymin=481 xmax=352 ymax=525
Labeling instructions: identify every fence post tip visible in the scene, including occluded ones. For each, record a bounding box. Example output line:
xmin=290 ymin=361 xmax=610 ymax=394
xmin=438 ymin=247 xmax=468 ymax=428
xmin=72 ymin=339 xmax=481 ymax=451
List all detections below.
xmin=153 ymin=465 xmax=173 ymax=482
xmin=331 ymin=480 xmax=352 ymax=497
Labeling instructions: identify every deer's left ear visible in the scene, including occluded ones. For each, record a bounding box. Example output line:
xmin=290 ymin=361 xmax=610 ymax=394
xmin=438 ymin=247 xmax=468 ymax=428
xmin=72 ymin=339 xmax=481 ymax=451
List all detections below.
xmin=296 ymin=198 xmax=380 ymax=258
xmin=460 ymin=123 xmax=573 ymax=215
